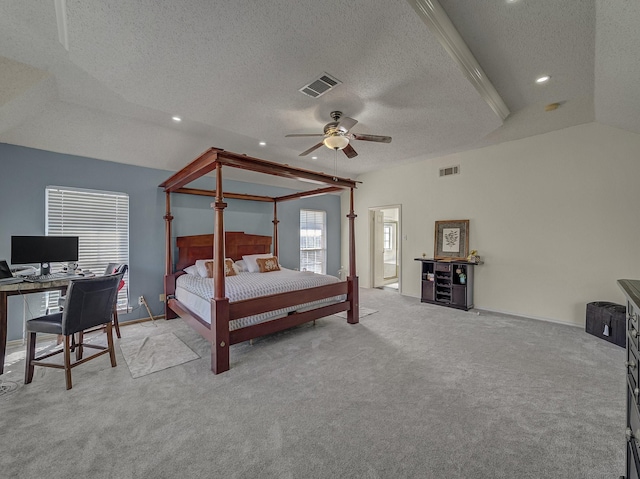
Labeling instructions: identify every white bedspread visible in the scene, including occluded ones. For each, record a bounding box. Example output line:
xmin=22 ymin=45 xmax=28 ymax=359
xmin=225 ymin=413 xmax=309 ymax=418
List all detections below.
xmin=175 ymin=268 xmax=345 ymax=330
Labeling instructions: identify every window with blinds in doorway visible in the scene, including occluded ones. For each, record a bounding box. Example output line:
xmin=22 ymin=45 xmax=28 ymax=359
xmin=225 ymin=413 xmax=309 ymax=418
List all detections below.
xmin=300 ymin=209 xmax=326 ymax=275
xmin=45 ymin=186 xmax=129 ymax=313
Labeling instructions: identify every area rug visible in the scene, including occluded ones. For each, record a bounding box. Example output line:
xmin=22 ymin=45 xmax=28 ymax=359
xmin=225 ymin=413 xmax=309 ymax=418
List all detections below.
xmin=119 ymin=332 xmax=199 ymax=378
xmin=334 ymin=306 xmax=378 ymax=319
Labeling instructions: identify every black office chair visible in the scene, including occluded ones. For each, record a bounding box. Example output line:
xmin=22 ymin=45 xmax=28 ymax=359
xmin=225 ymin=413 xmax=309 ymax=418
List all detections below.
xmin=24 ymin=274 xmax=123 ymax=390
xmin=103 ymin=263 xmax=128 ymax=338
xmin=57 ymin=263 xmax=128 ymax=338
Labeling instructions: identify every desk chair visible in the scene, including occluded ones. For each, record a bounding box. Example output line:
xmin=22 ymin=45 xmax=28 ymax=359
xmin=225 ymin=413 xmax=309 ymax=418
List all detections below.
xmin=104 ymin=263 xmax=128 ymax=338
xmin=58 ymin=263 xmax=127 ymax=338
xmin=24 ymin=274 xmax=123 ymax=390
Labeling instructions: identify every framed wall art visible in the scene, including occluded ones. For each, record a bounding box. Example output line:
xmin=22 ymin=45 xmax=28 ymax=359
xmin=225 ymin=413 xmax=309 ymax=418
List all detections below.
xmin=434 ymin=220 xmax=469 ymax=261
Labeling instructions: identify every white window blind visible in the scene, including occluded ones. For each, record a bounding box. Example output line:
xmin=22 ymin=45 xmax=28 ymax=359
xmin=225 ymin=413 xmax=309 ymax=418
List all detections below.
xmin=300 ymin=209 xmax=326 ymax=274
xmin=45 ymin=186 xmax=129 ymax=312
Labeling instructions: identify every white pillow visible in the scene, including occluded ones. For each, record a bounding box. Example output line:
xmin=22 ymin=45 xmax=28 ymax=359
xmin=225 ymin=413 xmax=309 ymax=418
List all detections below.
xmin=195 ymin=258 xmax=235 ymax=277
xmin=195 ymin=259 xmax=214 ymax=277
xmin=235 ymin=259 xmax=247 ymax=272
xmin=242 ymin=254 xmax=274 ymax=273
xmin=183 ymin=265 xmax=198 ymax=276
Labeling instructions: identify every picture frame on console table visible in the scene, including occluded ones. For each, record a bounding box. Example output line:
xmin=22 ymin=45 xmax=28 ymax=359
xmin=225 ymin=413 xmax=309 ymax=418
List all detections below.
xmin=434 ymin=219 xmax=469 ymax=261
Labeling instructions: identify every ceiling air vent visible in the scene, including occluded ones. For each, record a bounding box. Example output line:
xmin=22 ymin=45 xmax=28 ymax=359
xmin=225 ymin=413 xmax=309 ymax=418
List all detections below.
xmin=439 ymin=165 xmax=460 ymax=177
xmin=299 ymin=72 xmax=341 ymax=98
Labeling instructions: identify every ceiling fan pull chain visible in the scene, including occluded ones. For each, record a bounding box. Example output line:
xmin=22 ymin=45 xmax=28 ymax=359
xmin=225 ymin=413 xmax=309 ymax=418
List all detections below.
xmin=333 ymin=148 xmax=338 ymax=181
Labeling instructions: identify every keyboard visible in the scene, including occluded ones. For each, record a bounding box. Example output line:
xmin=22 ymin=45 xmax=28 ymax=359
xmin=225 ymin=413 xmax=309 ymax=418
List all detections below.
xmin=21 ymin=272 xmax=84 ymax=282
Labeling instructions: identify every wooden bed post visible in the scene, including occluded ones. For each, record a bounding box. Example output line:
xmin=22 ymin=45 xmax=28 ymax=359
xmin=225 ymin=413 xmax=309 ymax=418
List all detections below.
xmin=211 ymin=162 xmax=230 ymax=374
xmin=347 ymin=187 xmax=359 ymax=324
xmin=272 ymin=201 xmax=279 ymax=258
xmin=163 ymin=192 xmax=178 ymax=319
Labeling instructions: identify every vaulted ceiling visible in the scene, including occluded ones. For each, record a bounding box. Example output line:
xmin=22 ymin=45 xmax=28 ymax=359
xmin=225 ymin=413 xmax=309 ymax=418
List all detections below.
xmin=0 ymin=0 xmax=638 ymax=184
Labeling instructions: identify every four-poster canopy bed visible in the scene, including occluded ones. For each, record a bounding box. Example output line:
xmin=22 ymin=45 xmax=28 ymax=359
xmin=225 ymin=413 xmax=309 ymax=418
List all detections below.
xmin=159 ymin=148 xmax=360 ymax=374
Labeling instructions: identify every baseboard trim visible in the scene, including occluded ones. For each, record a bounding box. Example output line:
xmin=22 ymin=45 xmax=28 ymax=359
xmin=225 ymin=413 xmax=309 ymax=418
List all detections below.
xmin=120 ymin=314 xmax=165 ymax=326
xmin=6 ymin=314 xmax=166 ymax=348
xmin=401 ymin=290 xmax=581 ymax=328
xmin=473 ymin=307 xmax=581 ymax=328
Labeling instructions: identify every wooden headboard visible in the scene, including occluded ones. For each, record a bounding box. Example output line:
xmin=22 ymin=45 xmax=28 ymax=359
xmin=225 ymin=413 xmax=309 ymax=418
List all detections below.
xmin=175 ymin=232 xmax=272 ymax=270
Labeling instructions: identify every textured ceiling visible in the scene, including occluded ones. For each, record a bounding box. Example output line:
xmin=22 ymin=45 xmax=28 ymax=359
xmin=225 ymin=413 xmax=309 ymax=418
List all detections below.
xmin=0 ymin=0 xmax=637 ymax=186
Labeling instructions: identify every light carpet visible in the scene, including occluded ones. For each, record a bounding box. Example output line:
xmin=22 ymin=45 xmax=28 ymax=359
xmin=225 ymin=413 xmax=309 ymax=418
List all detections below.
xmin=0 ymin=288 xmax=625 ymax=478
xmin=119 ymin=331 xmax=199 ymax=378
xmin=334 ymin=306 xmax=378 ymax=319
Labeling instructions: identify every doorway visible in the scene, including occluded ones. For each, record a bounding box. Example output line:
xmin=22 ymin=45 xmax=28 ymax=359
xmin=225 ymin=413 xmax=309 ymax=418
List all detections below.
xmin=369 ymin=205 xmax=401 ymax=292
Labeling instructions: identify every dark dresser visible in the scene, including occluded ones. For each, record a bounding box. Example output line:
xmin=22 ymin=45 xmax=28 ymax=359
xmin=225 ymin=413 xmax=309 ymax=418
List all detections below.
xmin=618 ymin=279 xmax=640 ymax=478
xmin=415 ymin=258 xmax=476 ymax=311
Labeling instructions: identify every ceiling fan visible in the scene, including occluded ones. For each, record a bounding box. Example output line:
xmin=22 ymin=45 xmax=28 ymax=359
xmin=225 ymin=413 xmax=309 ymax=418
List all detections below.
xmin=285 ymin=111 xmax=392 ymax=159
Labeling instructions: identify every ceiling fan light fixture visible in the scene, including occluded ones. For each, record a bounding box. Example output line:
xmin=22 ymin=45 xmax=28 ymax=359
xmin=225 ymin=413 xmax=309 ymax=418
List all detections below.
xmin=323 ymin=135 xmax=349 ymax=150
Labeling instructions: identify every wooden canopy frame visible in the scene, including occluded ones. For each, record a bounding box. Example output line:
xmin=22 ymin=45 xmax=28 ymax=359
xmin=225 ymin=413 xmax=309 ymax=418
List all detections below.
xmin=160 ymin=147 xmax=360 ymax=374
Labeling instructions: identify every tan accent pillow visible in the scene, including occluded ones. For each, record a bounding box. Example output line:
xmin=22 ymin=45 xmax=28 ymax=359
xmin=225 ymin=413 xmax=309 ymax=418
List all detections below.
xmin=205 ymin=259 xmax=236 ymax=278
xmin=256 ymin=256 xmax=280 ymax=273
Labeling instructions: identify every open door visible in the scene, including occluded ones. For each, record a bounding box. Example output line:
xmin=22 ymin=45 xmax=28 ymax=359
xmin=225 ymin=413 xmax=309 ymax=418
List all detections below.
xmin=370 ymin=205 xmax=401 ymax=291
xmin=372 ymin=210 xmax=385 ymax=287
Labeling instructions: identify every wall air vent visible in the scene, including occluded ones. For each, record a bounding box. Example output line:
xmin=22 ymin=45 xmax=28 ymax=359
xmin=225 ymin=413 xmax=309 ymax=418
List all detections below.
xmin=439 ymin=165 xmax=460 ymax=177
xmin=299 ymin=72 xmax=342 ymax=98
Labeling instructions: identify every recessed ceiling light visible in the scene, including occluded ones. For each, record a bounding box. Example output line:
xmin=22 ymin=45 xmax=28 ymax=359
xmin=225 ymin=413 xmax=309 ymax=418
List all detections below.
xmin=536 ymin=75 xmax=550 ymax=84
xmin=311 ymin=156 xmax=318 ymax=160
xmin=506 ymin=0 xmax=519 ymax=4
xmin=172 ymin=116 xmax=182 ymax=122
xmin=259 ymin=141 xmax=266 ymax=146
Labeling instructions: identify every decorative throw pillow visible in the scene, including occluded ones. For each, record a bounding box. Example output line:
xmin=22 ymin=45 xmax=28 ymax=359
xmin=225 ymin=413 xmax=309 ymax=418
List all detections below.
xmin=256 ymin=256 xmax=280 ymax=273
xmin=205 ymin=259 xmax=236 ymax=278
xmin=226 ymin=259 xmax=237 ymax=276
xmin=231 ymin=262 xmax=241 ymax=275
xmin=195 ymin=259 xmax=214 ymax=277
xmin=197 ymin=258 xmax=234 ymax=277
xmin=242 ymin=254 xmax=274 ymax=273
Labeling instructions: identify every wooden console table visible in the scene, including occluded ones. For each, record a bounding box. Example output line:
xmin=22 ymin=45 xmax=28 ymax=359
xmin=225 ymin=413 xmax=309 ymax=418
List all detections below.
xmin=415 ymin=258 xmax=478 ymax=311
xmin=0 ymin=279 xmax=72 ymax=375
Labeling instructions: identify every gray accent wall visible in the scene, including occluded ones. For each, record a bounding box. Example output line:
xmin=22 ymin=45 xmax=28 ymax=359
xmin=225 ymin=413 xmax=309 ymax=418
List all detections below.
xmin=0 ymin=143 xmax=341 ymax=341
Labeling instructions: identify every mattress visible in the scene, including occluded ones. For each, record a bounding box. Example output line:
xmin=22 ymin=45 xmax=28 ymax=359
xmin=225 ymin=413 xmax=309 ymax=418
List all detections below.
xmin=174 ymin=268 xmax=346 ymax=330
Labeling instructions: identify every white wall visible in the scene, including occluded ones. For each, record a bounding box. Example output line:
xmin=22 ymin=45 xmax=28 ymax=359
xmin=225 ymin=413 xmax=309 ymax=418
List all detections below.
xmin=342 ymin=122 xmax=640 ymax=326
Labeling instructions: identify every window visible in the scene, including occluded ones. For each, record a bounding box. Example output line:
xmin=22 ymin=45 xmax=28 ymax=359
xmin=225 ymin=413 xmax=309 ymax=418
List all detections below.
xmin=383 ymin=224 xmax=392 ymax=251
xmin=45 ymin=186 xmax=129 ymax=311
xmin=300 ymin=209 xmax=326 ymax=274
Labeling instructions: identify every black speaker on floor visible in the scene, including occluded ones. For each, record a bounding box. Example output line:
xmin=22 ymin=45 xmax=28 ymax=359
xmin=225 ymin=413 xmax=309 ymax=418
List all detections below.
xmin=586 ymin=301 xmax=626 ymax=348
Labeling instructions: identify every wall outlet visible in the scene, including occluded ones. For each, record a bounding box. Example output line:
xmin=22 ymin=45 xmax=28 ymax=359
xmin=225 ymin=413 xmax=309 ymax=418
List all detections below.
xmin=159 ymin=293 xmax=165 ymax=303
xmin=138 ymin=295 xmax=144 ymax=305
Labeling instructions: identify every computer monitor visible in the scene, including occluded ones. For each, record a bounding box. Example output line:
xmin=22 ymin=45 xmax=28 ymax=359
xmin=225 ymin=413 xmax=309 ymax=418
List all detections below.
xmin=11 ymin=236 xmax=79 ymax=275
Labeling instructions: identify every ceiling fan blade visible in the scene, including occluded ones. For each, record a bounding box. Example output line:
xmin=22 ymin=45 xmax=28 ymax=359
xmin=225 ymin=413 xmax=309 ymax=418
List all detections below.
xmin=337 ymin=116 xmax=358 ymax=132
xmin=285 ymin=133 xmax=324 ymax=137
xmin=342 ymin=143 xmax=358 ymax=159
xmin=299 ymin=142 xmax=324 ymax=156
xmin=352 ymin=133 xmax=392 ymax=143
